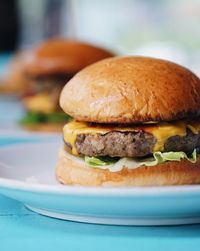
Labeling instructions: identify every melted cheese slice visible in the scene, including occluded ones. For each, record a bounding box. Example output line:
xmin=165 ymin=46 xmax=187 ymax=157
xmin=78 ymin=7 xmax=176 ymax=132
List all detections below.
xmin=23 ymin=93 xmax=56 ymax=114
xmin=144 ymin=122 xmax=186 ymax=151
xmin=63 ymin=120 xmax=200 ymax=155
xmin=187 ymin=122 xmax=200 ymax=134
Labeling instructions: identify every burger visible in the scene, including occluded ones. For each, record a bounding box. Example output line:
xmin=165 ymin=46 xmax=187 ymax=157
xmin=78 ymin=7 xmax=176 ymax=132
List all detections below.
xmin=56 ymin=56 xmax=200 ymax=186
xmin=19 ymin=38 xmax=114 ymax=132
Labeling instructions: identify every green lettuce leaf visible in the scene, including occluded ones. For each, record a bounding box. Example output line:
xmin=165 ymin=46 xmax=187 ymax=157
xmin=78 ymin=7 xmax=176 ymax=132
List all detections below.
xmin=85 ymin=156 xmax=118 ymax=167
xmin=46 ymin=112 xmax=72 ymax=123
xmin=144 ymin=150 xmax=197 ymax=166
xmin=84 ymin=150 xmax=197 ymax=172
xmin=19 ymin=111 xmax=72 ymax=125
xmin=19 ymin=111 xmax=47 ymax=125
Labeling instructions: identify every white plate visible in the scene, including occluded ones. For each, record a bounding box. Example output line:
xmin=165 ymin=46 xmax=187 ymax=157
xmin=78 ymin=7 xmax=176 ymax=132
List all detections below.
xmin=1 ymin=142 xmax=200 ymax=225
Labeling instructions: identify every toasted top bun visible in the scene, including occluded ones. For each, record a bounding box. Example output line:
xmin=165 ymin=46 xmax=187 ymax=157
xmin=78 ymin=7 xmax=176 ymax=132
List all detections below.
xmin=60 ymin=56 xmax=200 ymax=123
xmin=24 ymin=39 xmax=114 ymax=77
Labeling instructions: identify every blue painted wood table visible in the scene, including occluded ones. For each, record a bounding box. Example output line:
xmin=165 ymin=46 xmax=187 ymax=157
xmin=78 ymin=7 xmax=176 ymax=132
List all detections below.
xmin=1 ymin=137 xmax=200 ymax=251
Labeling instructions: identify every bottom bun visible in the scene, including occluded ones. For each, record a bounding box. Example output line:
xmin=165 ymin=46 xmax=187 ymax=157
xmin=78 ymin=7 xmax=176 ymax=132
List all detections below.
xmin=22 ymin=123 xmax=64 ymax=132
xmin=56 ymin=150 xmax=200 ymax=186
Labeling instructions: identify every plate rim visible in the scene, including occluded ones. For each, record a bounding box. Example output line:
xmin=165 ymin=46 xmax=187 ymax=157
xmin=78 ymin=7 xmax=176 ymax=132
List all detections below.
xmin=0 ymin=141 xmax=200 ymax=196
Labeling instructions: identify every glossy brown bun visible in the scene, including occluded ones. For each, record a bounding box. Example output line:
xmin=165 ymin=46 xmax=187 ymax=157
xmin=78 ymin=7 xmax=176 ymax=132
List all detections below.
xmin=56 ymin=150 xmax=200 ymax=186
xmin=22 ymin=123 xmax=64 ymax=133
xmin=60 ymin=56 xmax=200 ymax=123
xmin=25 ymin=39 xmax=114 ymax=77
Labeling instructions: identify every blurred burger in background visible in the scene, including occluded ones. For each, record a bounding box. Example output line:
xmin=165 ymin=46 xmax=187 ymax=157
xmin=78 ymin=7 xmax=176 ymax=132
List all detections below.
xmin=2 ymin=51 xmax=31 ymax=95
xmin=17 ymin=38 xmax=114 ymax=132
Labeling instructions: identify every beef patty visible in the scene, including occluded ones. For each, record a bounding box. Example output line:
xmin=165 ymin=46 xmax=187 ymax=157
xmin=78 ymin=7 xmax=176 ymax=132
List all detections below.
xmin=65 ymin=130 xmax=200 ymax=157
xmin=28 ymin=73 xmax=74 ymax=92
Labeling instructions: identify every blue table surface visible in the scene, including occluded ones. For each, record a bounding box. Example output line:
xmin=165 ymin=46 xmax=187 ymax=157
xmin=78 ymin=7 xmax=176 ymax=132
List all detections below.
xmin=1 ymin=55 xmax=200 ymax=250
